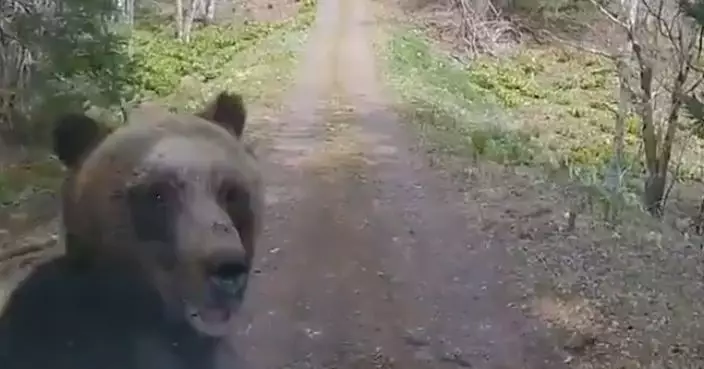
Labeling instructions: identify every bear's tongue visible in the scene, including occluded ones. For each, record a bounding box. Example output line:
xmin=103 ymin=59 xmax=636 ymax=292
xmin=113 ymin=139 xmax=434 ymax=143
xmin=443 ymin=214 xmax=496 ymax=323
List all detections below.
xmin=198 ymin=307 xmax=231 ymax=323
xmin=186 ymin=304 xmax=232 ymax=337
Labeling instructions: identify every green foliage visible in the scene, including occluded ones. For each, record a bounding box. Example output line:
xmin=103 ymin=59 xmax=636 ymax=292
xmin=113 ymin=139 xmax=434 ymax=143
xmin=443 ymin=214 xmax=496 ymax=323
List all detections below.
xmin=129 ymin=1 xmax=317 ymax=98
xmin=37 ymin=1 xmax=135 ymax=107
xmin=0 ymin=0 xmax=317 ymax=205
xmin=388 ymin=32 xmax=539 ymax=165
xmin=467 ymin=59 xmax=546 ymax=108
xmin=161 ymin=15 xmax=313 ymax=116
xmin=4 ymin=0 xmax=318 ymax=146
xmin=385 ymin=30 xmax=663 ymax=187
xmin=297 ymin=0 xmax=318 ymax=20
xmin=566 ymin=141 xmax=613 ymax=167
xmin=130 ymin=22 xmax=282 ymax=96
xmin=682 ymin=0 xmax=704 ymax=25
xmin=390 ymin=34 xmax=484 ymax=103
xmin=6 ymin=0 xmax=134 ymax=143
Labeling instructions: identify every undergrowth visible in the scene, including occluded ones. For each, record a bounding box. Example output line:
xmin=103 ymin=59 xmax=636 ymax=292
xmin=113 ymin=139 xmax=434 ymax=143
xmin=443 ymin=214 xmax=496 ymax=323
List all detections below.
xmin=384 ymin=29 xmax=704 ymax=185
xmin=131 ymin=0 xmax=316 ymax=98
xmin=380 ymin=18 xmax=704 ymax=369
xmin=0 ymin=158 xmax=63 ymax=206
xmin=0 ymin=0 xmax=317 ymax=207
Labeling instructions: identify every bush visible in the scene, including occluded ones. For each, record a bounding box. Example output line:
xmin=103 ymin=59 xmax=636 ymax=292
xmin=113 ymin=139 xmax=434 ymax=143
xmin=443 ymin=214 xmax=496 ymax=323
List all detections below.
xmin=2 ymin=0 xmax=319 ymax=145
xmin=3 ymin=0 xmax=134 ymax=144
xmin=129 ymin=0 xmax=317 ymax=98
xmin=130 ymin=21 xmax=284 ymax=96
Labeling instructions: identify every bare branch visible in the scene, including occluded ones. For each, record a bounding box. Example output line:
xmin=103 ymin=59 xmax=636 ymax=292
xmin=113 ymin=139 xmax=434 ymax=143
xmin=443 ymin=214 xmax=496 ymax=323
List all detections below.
xmin=451 ymin=0 xmax=519 ymax=57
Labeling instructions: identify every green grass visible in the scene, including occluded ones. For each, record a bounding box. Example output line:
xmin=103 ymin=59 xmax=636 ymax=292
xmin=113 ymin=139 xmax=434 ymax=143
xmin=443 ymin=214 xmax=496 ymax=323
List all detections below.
xmin=379 ymin=21 xmax=704 ymax=369
xmin=157 ymin=1 xmax=316 ymax=147
xmin=0 ymin=157 xmax=63 ymax=207
xmin=131 ymin=0 xmax=316 ymax=100
xmin=385 ymin=31 xmax=537 ymax=165
xmin=158 ymin=12 xmax=314 ymax=115
xmin=382 ymin=28 xmax=704 ymax=182
xmin=0 ymin=1 xmax=317 ymax=207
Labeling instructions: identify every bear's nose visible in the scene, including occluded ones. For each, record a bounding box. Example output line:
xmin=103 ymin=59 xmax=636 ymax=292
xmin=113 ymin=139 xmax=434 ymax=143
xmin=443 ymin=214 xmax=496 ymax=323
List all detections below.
xmin=206 ymin=256 xmax=250 ymax=298
xmin=211 ymin=261 xmax=248 ymax=282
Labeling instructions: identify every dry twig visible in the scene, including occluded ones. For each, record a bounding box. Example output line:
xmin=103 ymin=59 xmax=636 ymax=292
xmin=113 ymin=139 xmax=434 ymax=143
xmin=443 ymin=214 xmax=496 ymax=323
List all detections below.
xmin=451 ymin=0 xmax=518 ymax=57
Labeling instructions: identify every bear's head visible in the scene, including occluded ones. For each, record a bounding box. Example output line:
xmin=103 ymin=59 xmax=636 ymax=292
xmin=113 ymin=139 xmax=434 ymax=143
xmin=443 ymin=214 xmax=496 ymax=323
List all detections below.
xmin=51 ymin=92 xmax=263 ymax=338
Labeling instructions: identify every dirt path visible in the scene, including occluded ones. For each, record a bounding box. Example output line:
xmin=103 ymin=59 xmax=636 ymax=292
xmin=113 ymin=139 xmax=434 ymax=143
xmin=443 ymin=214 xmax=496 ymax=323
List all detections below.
xmin=231 ymin=0 xmax=568 ymax=367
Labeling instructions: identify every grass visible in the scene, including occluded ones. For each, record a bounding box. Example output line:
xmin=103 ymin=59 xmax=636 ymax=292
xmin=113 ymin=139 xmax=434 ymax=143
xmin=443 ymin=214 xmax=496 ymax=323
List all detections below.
xmin=158 ymin=10 xmax=314 ymax=121
xmin=0 ymin=2 xmax=316 ymax=211
xmin=384 ymin=30 xmax=533 ymax=164
xmin=0 ymin=157 xmax=63 ymax=207
xmin=131 ymin=0 xmax=316 ymax=99
xmin=159 ymin=4 xmax=314 ymax=152
xmin=378 ymin=16 xmax=704 ymax=369
xmin=383 ymin=29 xmax=704 ymax=182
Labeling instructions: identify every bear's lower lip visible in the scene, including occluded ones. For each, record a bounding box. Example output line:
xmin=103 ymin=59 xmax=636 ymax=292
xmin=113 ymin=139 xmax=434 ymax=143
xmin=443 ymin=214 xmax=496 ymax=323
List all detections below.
xmin=186 ymin=304 xmax=234 ymax=337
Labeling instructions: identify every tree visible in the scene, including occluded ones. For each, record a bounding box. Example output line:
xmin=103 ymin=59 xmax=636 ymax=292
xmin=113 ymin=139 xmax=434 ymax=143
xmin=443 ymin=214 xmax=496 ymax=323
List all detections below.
xmin=175 ymin=0 xmax=204 ymax=43
xmin=182 ymin=0 xmax=201 ymax=42
xmin=680 ymin=1 xmax=704 ymax=126
xmin=564 ymin=0 xmax=704 ymax=217
xmin=0 ymin=0 xmax=134 ymax=144
xmin=176 ymin=0 xmax=184 ymax=39
xmin=204 ymin=0 xmax=216 ymax=25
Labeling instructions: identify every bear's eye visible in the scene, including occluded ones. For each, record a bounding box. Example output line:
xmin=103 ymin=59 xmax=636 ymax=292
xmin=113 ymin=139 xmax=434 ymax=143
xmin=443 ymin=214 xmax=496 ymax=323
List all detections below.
xmin=218 ymin=183 xmax=251 ymax=235
xmin=130 ymin=181 xmax=174 ymax=207
xmin=148 ymin=185 xmax=165 ymax=202
xmin=128 ymin=180 xmax=179 ymax=246
xmin=222 ymin=187 xmax=240 ymax=204
xmin=219 ymin=183 xmax=249 ymax=208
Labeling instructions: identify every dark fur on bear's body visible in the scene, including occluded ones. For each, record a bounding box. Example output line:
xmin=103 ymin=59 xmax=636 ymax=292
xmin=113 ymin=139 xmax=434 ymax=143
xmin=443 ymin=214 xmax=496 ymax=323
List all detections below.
xmin=0 ymin=92 xmax=262 ymax=369
xmin=0 ymin=258 xmax=231 ymax=369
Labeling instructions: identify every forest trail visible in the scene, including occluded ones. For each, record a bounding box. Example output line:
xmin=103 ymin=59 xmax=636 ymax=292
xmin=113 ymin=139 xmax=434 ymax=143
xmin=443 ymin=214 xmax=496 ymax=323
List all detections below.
xmin=231 ymin=0 xmax=567 ymax=367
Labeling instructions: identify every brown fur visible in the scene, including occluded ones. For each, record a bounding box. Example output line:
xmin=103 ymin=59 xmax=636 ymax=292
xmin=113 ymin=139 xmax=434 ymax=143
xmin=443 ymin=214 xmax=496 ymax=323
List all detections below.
xmin=0 ymin=92 xmax=263 ymax=369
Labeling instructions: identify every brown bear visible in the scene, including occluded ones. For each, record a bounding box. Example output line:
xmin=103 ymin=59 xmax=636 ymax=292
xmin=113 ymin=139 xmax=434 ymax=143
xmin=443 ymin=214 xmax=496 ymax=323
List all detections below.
xmin=0 ymin=91 xmax=263 ymax=369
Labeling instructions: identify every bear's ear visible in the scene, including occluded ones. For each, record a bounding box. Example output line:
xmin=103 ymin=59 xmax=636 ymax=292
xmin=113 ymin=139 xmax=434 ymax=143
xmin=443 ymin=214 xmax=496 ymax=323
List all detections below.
xmin=52 ymin=113 xmax=106 ymax=169
xmin=198 ymin=91 xmax=247 ymax=138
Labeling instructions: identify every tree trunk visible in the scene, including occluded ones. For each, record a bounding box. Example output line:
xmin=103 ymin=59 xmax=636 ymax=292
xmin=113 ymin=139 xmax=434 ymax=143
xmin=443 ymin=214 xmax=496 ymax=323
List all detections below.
xmin=125 ymin=0 xmax=134 ymax=28
xmin=614 ymin=58 xmax=628 ymax=168
xmin=114 ymin=0 xmax=125 ymax=22
xmin=205 ymin=0 xmax=216 ymax=25
xmin=183 ymin=0 xmax=202 ymax=43
xmin=642 ymin=59 xmax=687 ymax=216
xmin=644 ymin=172 xmax=666 ymax=216
xmin=176 ymin=0 xmax=184 ymax=40
xmin=125 ymin=0 xmax=135 ymax=56
xmin=636 ymin=59 xmax=661 ymax=216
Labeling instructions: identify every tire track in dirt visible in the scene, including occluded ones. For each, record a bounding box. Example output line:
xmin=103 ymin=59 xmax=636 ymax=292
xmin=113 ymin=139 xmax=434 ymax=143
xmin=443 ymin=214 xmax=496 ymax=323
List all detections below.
xmin=232 ymin=0 xmax=570 ymax=367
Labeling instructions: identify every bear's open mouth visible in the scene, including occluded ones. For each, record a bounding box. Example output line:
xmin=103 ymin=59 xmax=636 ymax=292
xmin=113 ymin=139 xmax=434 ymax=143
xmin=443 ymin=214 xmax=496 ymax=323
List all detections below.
xmin=183 ymin=262 xmax=250 ymax=337
xmin=185 ymin=303 xmax=237 ymax=337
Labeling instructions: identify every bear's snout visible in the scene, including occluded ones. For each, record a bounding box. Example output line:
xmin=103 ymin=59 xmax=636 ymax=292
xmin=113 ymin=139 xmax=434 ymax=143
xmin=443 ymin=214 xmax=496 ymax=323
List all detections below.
xmin=180 ymin=247 xmax=250 ymax=337
xmin=206 ymin=253 xmax=250 ymax=301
